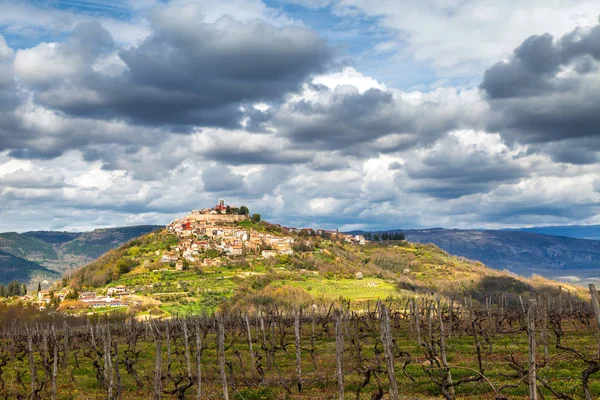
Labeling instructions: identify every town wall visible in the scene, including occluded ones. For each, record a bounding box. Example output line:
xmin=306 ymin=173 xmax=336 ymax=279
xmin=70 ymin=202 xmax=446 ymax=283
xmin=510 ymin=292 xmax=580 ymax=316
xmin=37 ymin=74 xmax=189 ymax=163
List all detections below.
xmin=189 ymin=214 xmax=249 ymax=223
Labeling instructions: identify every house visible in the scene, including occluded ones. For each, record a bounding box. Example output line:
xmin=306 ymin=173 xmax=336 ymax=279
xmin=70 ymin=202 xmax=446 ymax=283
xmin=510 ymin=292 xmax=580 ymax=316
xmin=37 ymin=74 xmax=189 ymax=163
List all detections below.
xmin=161 ymin=254 xmax=178 ymax=263
xmin=354 ymin=235 xmax=366 ymax=245
xmin=81 ymin=296 xmax=126 ymax=307
xmin=226 ymin=245 xmax=243 ymax=256
xmin=261 ymin=250 xmax=277 ymax=259
xmin=79 ymin=291 xmax=98 ymax=300
xmin=107 ymin=286 xmax=129 ymax=296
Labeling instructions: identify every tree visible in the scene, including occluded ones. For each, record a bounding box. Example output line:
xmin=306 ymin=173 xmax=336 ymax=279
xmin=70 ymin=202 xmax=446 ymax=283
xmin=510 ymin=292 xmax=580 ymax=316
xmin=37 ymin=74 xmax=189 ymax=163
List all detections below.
xmin=251 ymin=213 xmax=261 ymax=223
xmin=21 ymin=284 xmax=27 ymax=296
xmin=226 ymin=205 xmax=232 ymax=214
xmin=7 ymin=281 xmax=21 ymax=297
xmin=0 ymin=284 xmax=5 ymax=298
xmin=117 ymin=258 xmax=136 ymax=275
xmin=37 ymin=282 xmax=42 ymax=293
xmin=65 ymin=288 xmax=79 ymax=300
xmin=238 ymin=206 xmax=249 ymax=215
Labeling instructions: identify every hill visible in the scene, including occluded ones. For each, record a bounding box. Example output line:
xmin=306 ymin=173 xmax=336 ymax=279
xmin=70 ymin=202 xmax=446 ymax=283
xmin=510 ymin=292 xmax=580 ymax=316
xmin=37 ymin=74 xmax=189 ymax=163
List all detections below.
xmin=508 ymin=224 xmax=600 ymax=240
xmin=0 ymin=249 xmax=59 ymax=283
xmin=70 ymin=215 xmax=582 ymax=317
xmin=0 ymin=232 xmax=59 ymax=262
xmin=56 ymin=225 xmax=164 ymax=260
xmin=0 ymin=225 xmax=162 ymax=284
xmin=355 ymin=228 xmax=600 ymax=284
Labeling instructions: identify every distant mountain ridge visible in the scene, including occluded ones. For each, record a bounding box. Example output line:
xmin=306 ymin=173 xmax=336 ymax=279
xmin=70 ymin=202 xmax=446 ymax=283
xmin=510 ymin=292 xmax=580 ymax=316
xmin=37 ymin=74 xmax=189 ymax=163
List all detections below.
xmin=349 ymin=227 xmax=600 ymax=283
xmin=505 ymin=225 xmax=600 ymax=240
xmin=0 ymin=250 xmax=58 ymax=283
xmin=0 ymin=225 xmax=162 ymax=284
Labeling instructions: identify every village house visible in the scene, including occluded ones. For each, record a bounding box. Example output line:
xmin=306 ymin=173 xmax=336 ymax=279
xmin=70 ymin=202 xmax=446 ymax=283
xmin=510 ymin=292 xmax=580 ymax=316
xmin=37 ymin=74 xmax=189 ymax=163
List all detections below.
xmin=161 ymin=254 xmax=178 ymax=263
xmin=226 ymin=245 xmax=244 ymax=256
xmin=261 ymin=250 xmax=277 ymax=259
xmin=81 ymin=296 xmax=126 ymax=308
xmin=107 ymin=285 xmax=130 ymax=296
xmin=79 ymin=291 xmax=98 ymax=300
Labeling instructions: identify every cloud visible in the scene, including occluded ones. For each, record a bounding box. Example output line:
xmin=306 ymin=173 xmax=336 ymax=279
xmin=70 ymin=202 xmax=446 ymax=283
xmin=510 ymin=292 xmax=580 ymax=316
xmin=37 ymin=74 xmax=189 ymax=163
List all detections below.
xmin=13 ymin=16 xmax=332 ymax=130
xmin=395 ymin=131 xmax=529 ymax=199
xmin=201 ymin=165 xmax=245 ymax=193
xmin=264 ymin=74 xmax=486 ymax=154
xmin=0 ymin=168 xmax=65 ymax=189
xmin=481 ymin=21 xmax=600 ymax=162
xmin=333 ymin=0 xmax=600 ymax=82
xmin=0 ymin=35 xmax=13 ymax=61
xmin=0 ymin=35 xmax=17 ymax=108
xmin=195 ymin=129 xmax=313 ymax=165
xmin=1 ymin=1 xmax=600 ymax=234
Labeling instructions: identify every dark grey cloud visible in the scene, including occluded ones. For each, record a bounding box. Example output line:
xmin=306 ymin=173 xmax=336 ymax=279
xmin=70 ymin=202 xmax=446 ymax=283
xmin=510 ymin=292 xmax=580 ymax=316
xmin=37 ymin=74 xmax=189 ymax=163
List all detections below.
xmin=307 ymin=153 xmax=352 ymax=171
xmin=246 ymin=165 xmax=292 ymax=196
xmin=266 ymin=85 xmax=483 ymax=155
xmin=0 ymin=35 xmax=22 ymax=150
xmin=17 ymin=18 xmax=332 ymax=130
xmin=0 ymin=169 xmax=65 ymax=189
xmin=542 ymin=139 xmax=600 ymax=164
xmin=202 ymin=145 xmax=312 ymax=166
xmin=481 ymin=21 xmax=600 ymax=162
xmin=396 ymin=136 xmax=528 ymax=199
xmin=482 ymin=24 xmax=600 ymax=99
xmin=201 ymin=165 xmax=245 ymax=193
xmin=388 ymin=161 xmax=402 ymax=170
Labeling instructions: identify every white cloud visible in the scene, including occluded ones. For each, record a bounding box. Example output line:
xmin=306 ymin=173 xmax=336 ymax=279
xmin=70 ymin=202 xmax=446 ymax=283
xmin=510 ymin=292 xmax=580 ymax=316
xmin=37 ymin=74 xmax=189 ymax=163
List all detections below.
xmin=336 ymin=0 xmax=600 ymax=78
xmin=0 ymin=0 xmax=598 ymax=233
xmin=0 ymin=35 xmax=13 ymax=61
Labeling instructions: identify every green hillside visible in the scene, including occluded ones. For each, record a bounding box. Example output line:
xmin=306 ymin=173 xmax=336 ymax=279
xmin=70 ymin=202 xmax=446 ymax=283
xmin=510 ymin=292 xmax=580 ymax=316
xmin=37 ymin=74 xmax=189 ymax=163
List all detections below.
xmin=0 ymin=249 xmax=59 ymax=283
xmin=22 ymin=231 xmax=80 ymax=244
xmin=0 ymin=225 xmax=162 ymax=284
xmin=60 ymin=225 xmax=162 ymax=259
xmin=0 ymin=232 xmax=59 ymax=261
xmin=71 ymin=222 xmax=582 ymax=317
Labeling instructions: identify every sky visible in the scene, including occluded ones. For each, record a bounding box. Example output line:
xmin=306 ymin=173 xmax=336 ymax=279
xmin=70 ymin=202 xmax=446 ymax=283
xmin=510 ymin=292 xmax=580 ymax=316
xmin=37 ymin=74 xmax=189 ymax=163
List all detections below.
xmin=0 ymin=0 xmax=599 ymax=232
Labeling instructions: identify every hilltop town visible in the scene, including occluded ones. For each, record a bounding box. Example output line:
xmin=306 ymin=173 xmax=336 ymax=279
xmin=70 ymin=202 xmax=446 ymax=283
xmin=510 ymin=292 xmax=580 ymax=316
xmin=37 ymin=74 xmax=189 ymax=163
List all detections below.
xmin=165 ymin=200 xmax=294 ymax=265
xmin=4 ymin=200 xmax=367 ymax=313
xmin=162 ymin=200 xmax=365 ymax=268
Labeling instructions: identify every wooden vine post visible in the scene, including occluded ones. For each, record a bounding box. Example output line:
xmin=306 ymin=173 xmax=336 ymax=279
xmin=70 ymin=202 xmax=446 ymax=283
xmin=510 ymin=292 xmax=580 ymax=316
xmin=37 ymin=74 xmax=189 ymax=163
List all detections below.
xmin=379 ymin=302 xmax=399 ymax=400
xmin=437 ymin=298 xmax=455 ymax=399
xmin=589 ymin=284 xmax=600 ymax=357
xmin=527 ymin=299 xmax=537 ymax=400
xmin=218 ymin=315 xmax=230 ymax=400
xmin=52 ymin=328 xmax=58 ymax=400
xmin=294 ymin=308 xmax=303 ymax=393
xmin=153 ymin=324 xmax=162 ymax=400
xmin=244 ymin=314 xmax=255 ymax=379
xmin=334 ymin=310 xmax=344 ymax=400
xmin=195 ymin=319 xmax=203 ymax=400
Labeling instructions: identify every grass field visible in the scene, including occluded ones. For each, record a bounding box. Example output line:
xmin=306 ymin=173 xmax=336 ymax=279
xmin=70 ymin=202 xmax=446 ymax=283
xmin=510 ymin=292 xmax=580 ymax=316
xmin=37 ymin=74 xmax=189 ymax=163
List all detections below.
xmin=284 ymin=277 xmax=400 ymax=302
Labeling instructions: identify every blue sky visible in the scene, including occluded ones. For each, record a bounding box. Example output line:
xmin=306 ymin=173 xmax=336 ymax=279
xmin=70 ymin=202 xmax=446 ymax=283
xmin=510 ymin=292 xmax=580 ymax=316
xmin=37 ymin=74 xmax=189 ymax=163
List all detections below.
xmin=0 ymin=0 xmax=599 ymax=232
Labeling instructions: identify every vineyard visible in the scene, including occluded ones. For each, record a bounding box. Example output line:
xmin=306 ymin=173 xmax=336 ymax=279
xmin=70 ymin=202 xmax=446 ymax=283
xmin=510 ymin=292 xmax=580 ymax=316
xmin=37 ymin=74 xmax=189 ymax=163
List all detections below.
xmin=2 ymin=287 xmax=600 ymax=399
